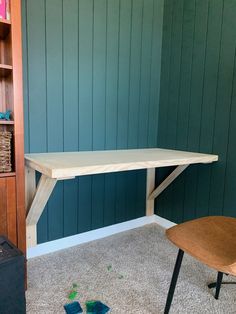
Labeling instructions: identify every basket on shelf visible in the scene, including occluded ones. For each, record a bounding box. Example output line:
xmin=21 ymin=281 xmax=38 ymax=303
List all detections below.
xmin=0 ymin=131 xmax=12 ymax=173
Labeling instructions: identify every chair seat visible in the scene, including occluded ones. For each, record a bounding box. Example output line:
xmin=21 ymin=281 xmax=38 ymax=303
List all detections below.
xmin=166 ymin=216 xmax=236 ymax=276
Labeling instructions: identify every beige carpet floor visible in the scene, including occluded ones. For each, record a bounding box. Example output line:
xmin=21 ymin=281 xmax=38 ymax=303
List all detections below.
xmin=26 ymin=224 xmax=236 ymax=314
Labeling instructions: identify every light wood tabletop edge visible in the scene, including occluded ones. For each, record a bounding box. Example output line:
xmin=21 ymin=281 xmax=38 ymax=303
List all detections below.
xmin=25 ymin=148 xmax=218 ymax=179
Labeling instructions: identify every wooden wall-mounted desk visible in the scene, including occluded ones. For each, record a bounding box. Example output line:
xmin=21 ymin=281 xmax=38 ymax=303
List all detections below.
xmin=25 ymin=148 xmax=218 ymax=248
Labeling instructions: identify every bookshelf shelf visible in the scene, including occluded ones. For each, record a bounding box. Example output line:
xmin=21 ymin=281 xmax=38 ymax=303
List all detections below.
xmin=0 ymin=120 xmax=14 ymax=125
xmin=0 ymin=63 xmax=12 ymax=77
xmin=0 ymin=18 xmax=11 ymax=39
xmin=0 ymin=172 xmax=16 ymax=178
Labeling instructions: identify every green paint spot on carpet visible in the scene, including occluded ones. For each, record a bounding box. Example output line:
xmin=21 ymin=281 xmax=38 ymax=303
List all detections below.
xmin=68 ymin=291 xmax=78 ymax=301
xmin=107 ymin=265 xmax=112 ymax=271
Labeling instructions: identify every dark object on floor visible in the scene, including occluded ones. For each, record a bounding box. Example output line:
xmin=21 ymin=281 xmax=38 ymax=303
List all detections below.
xmin=85 ymin=300 xmax=110 ymax=314
xmin=164 ymin=216 xmax=236 ymax=314
xmin=64 ymin=301 xmax=83 ymax=314
xmin=0 ymin=235 xmax=26 ymax=314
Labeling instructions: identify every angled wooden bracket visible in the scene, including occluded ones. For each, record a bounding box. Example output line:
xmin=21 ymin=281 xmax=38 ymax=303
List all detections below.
xmin=148 ymin=164 xmax=189 ymax=201
xmin=26 ymin=171 xmax=57 ymax=248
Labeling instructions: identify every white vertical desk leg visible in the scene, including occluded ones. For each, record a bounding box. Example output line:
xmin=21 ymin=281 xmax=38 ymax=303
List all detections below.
xmin=146 ymin=168 xmax=155 ymax=216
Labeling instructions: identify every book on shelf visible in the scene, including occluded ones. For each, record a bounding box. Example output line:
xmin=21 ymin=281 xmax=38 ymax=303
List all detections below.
xmin=0 ymin=0 xmax=6 ymax=20
xmin=6 ymin=0 xmax=9 ymax=21
xmin=0 ymin=0 xmax=10 ymax=21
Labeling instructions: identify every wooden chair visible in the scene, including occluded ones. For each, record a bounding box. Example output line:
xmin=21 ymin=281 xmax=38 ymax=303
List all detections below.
xmin=164 ymin=216 xmax=236 ymax=314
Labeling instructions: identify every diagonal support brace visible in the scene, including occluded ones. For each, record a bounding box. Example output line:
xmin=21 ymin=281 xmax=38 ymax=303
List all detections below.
xmin=26 ymin=174 xmax=57 ymax=247
xmin=148 ymin=164 xmax=189 ymax=201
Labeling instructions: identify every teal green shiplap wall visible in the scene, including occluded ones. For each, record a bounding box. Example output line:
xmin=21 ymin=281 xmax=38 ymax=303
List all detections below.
xmin=157 ymin=0 xmax=236 ymax=223
xmin=22 ymin=0 xmax=164 ymax=243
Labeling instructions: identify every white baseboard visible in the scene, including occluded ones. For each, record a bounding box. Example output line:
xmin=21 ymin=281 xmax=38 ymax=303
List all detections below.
xmin=27 ymin=214 xmax=176 ymax=259
xmin=153 ymin=214 xmax=176 ymax=229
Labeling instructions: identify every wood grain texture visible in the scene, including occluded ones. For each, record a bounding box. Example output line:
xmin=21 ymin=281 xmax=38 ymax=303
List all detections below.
xmin=166 ymin=216 xmax=236 ymax=275
xmin=25 ymin=148 xmax=217 ymax=179
xmin=6 ymin=177 xmax=17 ymax=245
xmin=25 ymin=166 xmax=36 ymax=215
xmin=146 ymin=168 xmax=155 ymax=216
xmin=0 ymin=178 xmax=7 ymax=235
xmin=25 ymin=148 xmax=217 ymax=247
xmin=11 ymin=0 xmax=26 ymax=253
xmin=0 ymin=177 xmax=16 ymax=245
xmin=26 ymin=175 xmax=57 ymax=226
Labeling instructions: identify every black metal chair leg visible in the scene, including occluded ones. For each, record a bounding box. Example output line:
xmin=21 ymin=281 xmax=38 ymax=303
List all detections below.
xmin=208 ymin=281 xmax=236 ymax=289
xmin=215 ymin=272 xmax=223 ymax=300
xmin=208 ymin=272 xmax=236 ymax=299
xmin=164 ymin=249 xmax=184 ymax=314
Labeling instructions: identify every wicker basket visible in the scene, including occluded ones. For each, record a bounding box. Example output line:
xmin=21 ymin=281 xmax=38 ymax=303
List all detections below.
xmin=0 ymin=131 xmax=12 ymax=173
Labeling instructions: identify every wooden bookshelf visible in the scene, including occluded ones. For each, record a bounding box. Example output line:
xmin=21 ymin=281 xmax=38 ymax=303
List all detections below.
xmin=0 ymin=1 xmax=25 ymax=254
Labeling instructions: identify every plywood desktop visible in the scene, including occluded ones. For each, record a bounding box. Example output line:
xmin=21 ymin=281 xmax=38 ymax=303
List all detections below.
xmin=25 ymin=148 xmax=218 ymax=248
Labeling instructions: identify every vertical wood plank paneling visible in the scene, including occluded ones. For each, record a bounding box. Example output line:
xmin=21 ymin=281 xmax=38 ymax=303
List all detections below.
xmin=63 ymin=0 xmax=79 ymax=237
xmin=163 ymin=0 xmax=184 ymax=222
xmin=157 ymin=0 xmax=173 ymax=148
xmin=175 ymin=0 xmax=195 ymax=150
xmin=128 ymin=0 xmax=143 ymax=149
xmin=136 ymin=0 xmax=155 ymax=218
xmin=195 ymin=0 xmax=223 ymax=218
xmin=105 ymin=0 xmax=119 ymax=150
xmin=165 ymin=0 xmax=184 ymax=149
xmin=91 ymin=0 xmax=106 ymax=229
xmin=170 ymin=0 xmax=196 ymax=222
xmin=104 ymin=0 xmax=120 ymax=226
xmin=117 ymin=0 xmax=132 ymax=150
xmin=158 ymin=0 xmax=236 ymax=223
xmin=63 ymin=0 xmax=79 ymax=153
xmin=45 ymin=0 xmax=64 ymax=241
xmin=92 ymin=0 xmax=106 ymax=151
xmin=183 ymin=0 xmax=209 ymax=221
xmin=146 ymin=0 xmax=164 ymax=218
xmin=127 ymin=0 xmax=143 ymax=220
xmin=103 ymin=173 xmax=116 ymax=226
xmin=148 ymin=0 xmax=164 ymax=148
xmin=208 ymin=0 xmax=236 ymax=216
xmin=23 ymin=0 xmax=164 ymax=243
xmin=78 ymin=0 xmax=93 ymax=233
xmin=223 ymin=49 xmax=236 ymax=217
xmin=116 ymin=0 xmax=132 ymax=223
xmin=138 ymin=0 xmax=154 ymax=148
xmin=156 ymin=0 xmax=173 ymax=219
xmin=91 ymin=174 xmax=104 ymax=229
xmin=26 ymin=0 xmax=47 ymax=153
xmin=26 ymin=0 xmax=48 ymax=243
